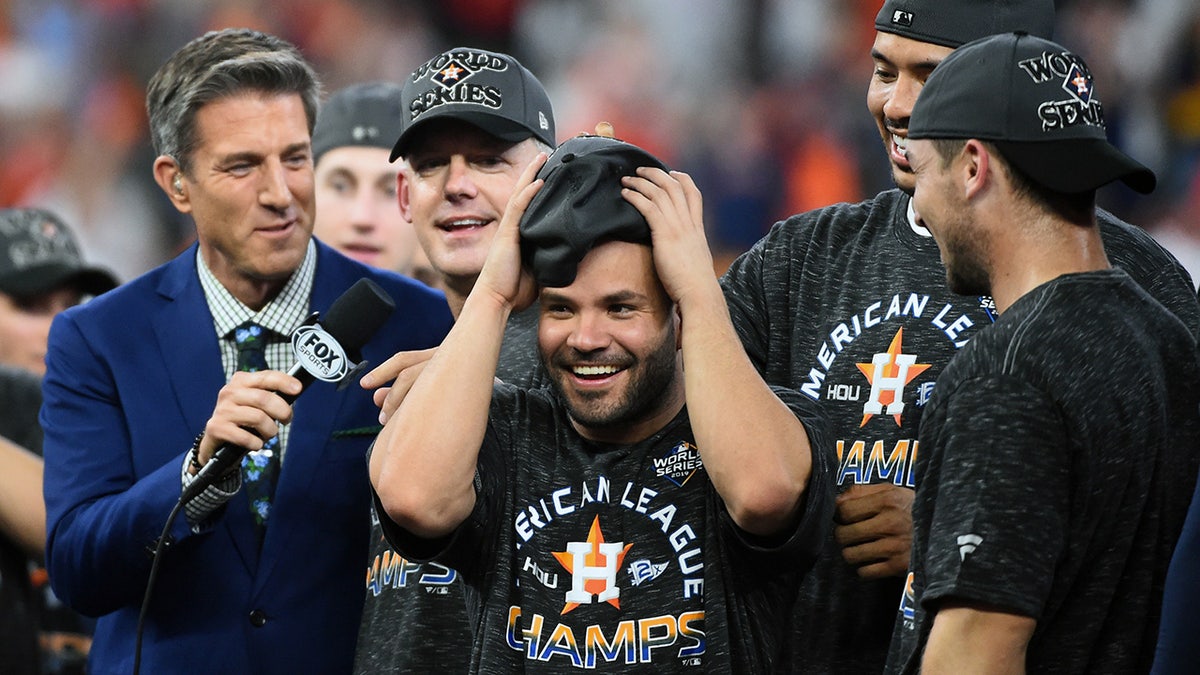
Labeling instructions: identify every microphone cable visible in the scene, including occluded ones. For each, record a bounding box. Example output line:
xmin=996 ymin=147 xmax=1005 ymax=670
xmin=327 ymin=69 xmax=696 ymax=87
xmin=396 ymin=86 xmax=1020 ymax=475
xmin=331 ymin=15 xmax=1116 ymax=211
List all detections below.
xmin=130 ymin=278 xmax=395 ymax=675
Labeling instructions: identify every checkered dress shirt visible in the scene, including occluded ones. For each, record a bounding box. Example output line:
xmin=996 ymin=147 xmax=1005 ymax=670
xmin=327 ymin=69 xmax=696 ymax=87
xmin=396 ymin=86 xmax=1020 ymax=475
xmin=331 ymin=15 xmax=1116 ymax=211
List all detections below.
xmin=181 ymin=240 xmax=316 ymax=528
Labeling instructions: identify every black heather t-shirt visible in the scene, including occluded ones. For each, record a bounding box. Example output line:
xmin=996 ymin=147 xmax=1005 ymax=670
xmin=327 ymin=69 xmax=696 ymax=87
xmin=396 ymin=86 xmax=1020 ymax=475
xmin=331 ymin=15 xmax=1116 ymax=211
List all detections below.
xmin=378 ymin=384 xmax=833 ymax=673
xmin=718 ymin=189 xmax=1200 ymax=673
xmin=886 ymin=270 xmax=1200 ymax=674
xmin=353 ymin=305 xmax=545 ymax=674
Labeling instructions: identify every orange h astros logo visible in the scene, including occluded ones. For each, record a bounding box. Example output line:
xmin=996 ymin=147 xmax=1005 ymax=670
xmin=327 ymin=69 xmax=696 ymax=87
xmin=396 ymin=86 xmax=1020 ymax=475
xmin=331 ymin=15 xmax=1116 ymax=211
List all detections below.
xmin=856 ymin=328 xmax=931 ymax=427
xmin=553 ymin=516 xmax=632 ymax=615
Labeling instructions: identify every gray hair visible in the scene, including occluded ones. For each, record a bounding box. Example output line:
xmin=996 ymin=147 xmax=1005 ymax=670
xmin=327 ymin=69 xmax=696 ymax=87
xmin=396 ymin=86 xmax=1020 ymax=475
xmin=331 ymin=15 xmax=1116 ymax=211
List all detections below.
xmin=146 ymin=28 xmax=322 ymax=174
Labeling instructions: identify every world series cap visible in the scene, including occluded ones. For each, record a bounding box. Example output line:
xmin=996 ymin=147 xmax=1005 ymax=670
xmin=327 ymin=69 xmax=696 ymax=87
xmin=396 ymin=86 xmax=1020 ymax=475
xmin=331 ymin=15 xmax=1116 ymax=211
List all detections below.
xmin=909 ymin=32 xmax=1155 ymax=194
xmin=875 ymin=0 xmax=1055 ymax=48
xmin=312 ymin=82 xmax=405 ymax=163
xmin=0 ymin=208 xmax=119 ymax=297
xmin=519 ymin=135 xmax=669 ymax=287
xmin=389 ymin=47 xmax=556 ymax=161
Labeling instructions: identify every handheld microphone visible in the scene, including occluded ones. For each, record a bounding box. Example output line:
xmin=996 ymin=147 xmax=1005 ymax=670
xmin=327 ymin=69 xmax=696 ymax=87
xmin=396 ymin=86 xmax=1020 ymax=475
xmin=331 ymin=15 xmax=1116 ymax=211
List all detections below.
xmin=181 ymin=278 xmax=396 ymax=502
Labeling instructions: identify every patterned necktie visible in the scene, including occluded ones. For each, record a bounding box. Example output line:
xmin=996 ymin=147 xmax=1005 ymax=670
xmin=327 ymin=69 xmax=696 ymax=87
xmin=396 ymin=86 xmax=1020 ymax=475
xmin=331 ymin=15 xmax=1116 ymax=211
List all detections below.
xmin=233 ymin=321 xmax=280 ymax=541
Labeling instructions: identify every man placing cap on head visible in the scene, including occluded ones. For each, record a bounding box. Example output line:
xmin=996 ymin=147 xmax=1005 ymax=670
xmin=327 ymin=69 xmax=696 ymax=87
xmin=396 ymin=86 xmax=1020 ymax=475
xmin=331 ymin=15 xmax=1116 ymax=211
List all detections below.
xmin=885 ymin=32 xmax=1200 ymax=674
xmin=311 ymin=82 xmax=436 ymax=284
xmin=0 ymin=207 xmax=117 ymax=376
xmin=717 ymin=2 xmax=1200 ymax=671
xmin=369 ymin=135 xmax=832 ymax=672
xmin=352 ymin=47 xmax=557 ymax=674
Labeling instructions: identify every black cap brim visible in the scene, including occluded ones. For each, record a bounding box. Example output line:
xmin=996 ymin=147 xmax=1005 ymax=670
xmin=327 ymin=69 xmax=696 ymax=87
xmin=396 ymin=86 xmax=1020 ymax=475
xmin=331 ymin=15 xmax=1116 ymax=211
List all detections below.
xmin=389 ymin=113 xmax=539 ymax=162
xmin=995 ymin=138 xmax=1157 ymax=195
xmin=0 ymin=263 xmax=119 ymax=298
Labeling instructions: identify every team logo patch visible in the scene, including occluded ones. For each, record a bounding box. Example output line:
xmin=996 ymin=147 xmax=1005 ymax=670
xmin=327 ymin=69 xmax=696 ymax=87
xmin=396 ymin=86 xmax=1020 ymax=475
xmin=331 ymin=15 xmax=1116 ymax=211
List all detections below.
xmin=978 ymin=295 xmax=998 ymax=323
xmin=431 ymin=58 xmax=474 ymax=88
xmin=856 ymin=328 xmax=931 ymax=427
xmin=627 ymin=559 xmax=668 ymax=587
xmin=1062 ymin=63 xmax=1093 ymax=104
xmin=653 ymin=441 xmax=702 ymax=486
xmin=552 ymin=516 xmax=632 ymax=615
xmin=1018 ymin=50 xmax=1105 ymax=131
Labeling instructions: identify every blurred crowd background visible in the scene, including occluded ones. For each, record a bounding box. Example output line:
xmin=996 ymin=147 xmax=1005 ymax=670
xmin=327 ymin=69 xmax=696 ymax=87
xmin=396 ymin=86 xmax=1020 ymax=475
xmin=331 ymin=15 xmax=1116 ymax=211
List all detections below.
xmin=2 ymin=0 xmax=1198 ymax=285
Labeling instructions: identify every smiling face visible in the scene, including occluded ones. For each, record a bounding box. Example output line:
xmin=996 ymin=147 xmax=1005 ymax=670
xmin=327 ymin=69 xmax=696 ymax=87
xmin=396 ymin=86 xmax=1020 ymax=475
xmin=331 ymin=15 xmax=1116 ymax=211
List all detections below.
xmin=313 ymin=145 xmax=418 ymax=274
xmin=867 ymin=32 xmax=955 ymax=193
xmin=908 ymin=138 xmax=991 ymax=296
xmin=538 ymin=240 xmax=684 ymax=444
xmin=176 ymin=91 xmax=315 ymax=308
xmin=399 ymin=119 xmax=543 ymax=299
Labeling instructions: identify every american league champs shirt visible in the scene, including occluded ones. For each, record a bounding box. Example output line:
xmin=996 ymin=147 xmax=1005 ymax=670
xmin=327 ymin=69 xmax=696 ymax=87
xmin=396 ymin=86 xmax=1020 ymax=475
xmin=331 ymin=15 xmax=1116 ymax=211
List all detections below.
xmin=376 ymin=382 xmax=833 ymax=673
xmin=355 ymin=305 xmax=545 ymax=673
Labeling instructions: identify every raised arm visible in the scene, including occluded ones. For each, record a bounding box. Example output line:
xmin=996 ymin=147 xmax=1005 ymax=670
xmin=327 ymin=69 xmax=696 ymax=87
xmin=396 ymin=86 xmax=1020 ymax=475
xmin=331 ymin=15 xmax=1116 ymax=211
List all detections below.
xmin=0 ymin=435 xmax=44 ymax=556
xmin=370 ymin=155 xmax=545 ymax=539
xmin=621 ymin=168 xmax=814 ymax=537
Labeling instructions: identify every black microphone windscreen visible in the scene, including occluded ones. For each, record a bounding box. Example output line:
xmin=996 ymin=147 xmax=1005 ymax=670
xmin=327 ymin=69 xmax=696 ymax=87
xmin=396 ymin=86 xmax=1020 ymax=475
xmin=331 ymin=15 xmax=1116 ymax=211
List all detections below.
xmin=322 ymin=278 xmax=396 ymax=353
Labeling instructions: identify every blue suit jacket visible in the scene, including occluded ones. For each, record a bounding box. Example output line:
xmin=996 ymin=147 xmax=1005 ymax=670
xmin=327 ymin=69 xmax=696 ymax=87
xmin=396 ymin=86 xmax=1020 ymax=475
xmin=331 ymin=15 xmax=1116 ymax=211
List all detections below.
xmin=41 ymin=241 xmax=454 ymax=674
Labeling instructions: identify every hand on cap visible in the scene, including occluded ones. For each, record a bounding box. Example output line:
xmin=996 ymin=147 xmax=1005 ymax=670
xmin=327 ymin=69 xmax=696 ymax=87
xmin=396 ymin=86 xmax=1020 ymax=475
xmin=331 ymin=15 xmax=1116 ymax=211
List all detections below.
xmin=474 ymin=152 xmax=546 ymax=312
xmin=620 ymin=168 xmax=715 ymax=307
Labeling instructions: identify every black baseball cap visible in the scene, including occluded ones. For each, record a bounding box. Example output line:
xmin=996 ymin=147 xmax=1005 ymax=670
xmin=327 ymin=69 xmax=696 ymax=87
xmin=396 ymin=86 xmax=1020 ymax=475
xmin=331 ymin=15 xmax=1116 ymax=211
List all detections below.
xmin=0 ymin=208 xmax=119 ymax=297
xmin=312 ymin=82 xmax=405 ymax=163
xmin=910 ymin=32 xmax=1155 ymax=194
xmin=875 ymin=0 xmax=1055 ymax=48
xmin=519 ymin=135 xmax=669 ymax=288
xmin=389 ymin=47 xmax=556 ymax=161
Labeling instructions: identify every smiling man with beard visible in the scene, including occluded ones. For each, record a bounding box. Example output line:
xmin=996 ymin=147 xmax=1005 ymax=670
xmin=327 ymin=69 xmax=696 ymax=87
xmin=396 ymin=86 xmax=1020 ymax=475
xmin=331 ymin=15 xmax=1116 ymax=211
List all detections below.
xmin=369 ymin=135 xmax=833 ymax=673
xmin=717 ymin=1 xmax=1200 ymax=671
xmin=888 ymin=32 xmax=1200 ymax=673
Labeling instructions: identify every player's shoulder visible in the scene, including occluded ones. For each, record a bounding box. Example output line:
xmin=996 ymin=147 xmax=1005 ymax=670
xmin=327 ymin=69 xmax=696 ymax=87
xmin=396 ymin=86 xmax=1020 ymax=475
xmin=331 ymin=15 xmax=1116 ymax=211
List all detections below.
xmin=723 ymin=189 xmax=907 ymax=287
xmin=489 ymin=381 xmax=559 ymax=435
xmin=1096 ymin=208 xmax=1164 ymax=251
xmin=766 ymin=190 xmax=903 ymax=243
xmin=1095 ymin=207 xmax=1199 ymax=334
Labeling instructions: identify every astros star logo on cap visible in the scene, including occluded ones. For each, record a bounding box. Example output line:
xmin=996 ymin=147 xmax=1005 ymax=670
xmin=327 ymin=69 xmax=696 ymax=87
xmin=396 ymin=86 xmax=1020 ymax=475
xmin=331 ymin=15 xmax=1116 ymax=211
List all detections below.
xmin=1062 ymin=64 xmax=1093 ymax=105
xmin=431 ymin=59 xmax=473 ymax=89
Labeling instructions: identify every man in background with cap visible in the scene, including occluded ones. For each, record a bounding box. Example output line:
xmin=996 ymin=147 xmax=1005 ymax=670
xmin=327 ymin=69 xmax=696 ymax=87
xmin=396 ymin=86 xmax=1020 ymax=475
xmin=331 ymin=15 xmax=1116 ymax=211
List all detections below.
xmin=311 ymin=82 xmax=437 ymax=287
xmin=369 ymin=135 xmax=831 ymax=672
xmin=0 ymin=207 xmax=118 ymax=377
xmin=0 ymin=206 xmax=115 ymax=673
xmin=352 ymin=47 xmax=557 ymax=673
xmin=886 ymin=31 xmax=1200 ymax=673
xmin=718 ymin=1 xmax=1200 ymax=670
